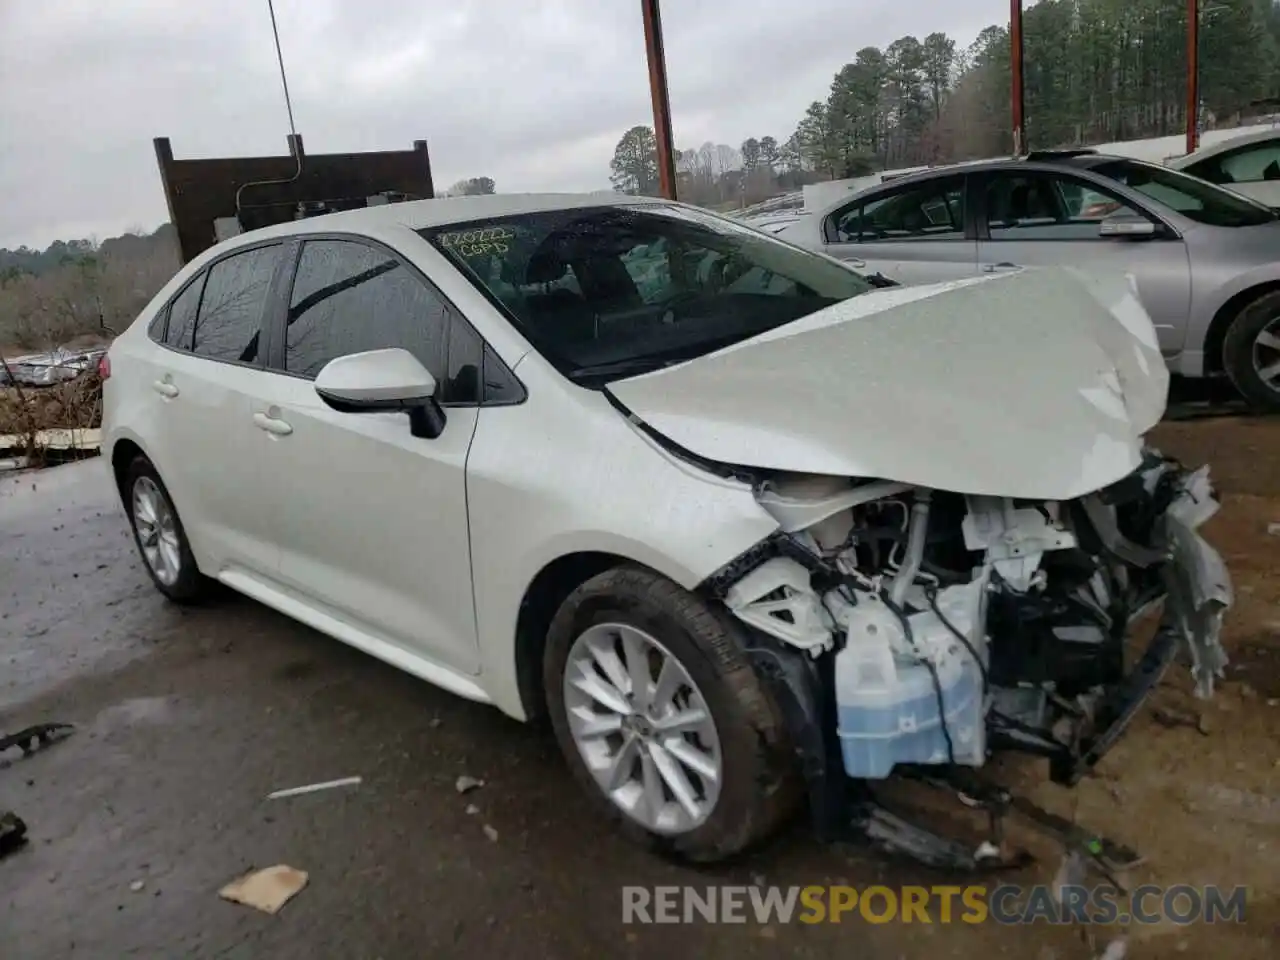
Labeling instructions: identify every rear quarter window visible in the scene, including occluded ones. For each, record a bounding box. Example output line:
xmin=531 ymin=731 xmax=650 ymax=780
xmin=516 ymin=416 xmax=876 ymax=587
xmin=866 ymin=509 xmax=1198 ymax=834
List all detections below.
xmin=164 ymin=274 xmax=206 ymax=351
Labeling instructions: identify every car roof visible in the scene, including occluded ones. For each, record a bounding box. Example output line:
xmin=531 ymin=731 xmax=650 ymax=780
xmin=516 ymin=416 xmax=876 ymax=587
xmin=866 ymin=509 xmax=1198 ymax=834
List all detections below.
xmin=220 ymin=192 xmax=669 ymax=247
xmin=847 ymin=152 xmax=1140 ymax=193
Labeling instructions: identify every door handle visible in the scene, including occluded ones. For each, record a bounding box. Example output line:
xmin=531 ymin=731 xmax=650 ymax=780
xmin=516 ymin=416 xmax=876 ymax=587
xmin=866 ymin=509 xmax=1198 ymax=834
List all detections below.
xmin=983 ymin=262 xmax=1019 ymax=273
xmin=253 ymin=412 xmax=293 ymax=436
xmin=152 ymin=380 xmax=179 ymax=399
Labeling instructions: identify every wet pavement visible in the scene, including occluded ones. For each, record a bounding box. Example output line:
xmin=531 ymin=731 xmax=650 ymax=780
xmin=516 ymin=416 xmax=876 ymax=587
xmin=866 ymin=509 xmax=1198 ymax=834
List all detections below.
xmin=2 ymin=457 xmax=1277 ymax=959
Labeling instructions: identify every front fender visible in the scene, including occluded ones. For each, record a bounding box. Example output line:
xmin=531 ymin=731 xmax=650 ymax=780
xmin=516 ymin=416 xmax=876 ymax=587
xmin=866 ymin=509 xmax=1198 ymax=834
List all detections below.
xmin=465 ymin=380 xmax=780 ymax=720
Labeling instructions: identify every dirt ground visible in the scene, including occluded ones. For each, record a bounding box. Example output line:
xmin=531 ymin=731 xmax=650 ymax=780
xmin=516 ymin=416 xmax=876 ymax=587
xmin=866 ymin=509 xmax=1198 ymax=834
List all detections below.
xmin=1 ymin=416 xmax=1277 ymax=959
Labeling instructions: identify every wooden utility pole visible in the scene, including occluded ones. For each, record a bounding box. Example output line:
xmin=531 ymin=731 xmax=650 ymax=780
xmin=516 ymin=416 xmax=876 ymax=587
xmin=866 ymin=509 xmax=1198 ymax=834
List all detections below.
xmin=1187 ymin=0 xmax=1200 ymax=154
xmin=1011 ymin=0 xmax=1026 ymax=155
xmin=640 ymin=0 xmax=678 ymax=200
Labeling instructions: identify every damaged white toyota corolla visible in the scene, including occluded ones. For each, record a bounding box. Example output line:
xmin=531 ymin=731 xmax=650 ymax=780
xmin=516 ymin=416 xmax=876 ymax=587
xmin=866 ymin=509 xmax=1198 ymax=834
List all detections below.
xmin=101 ymin=194 xmax=1232 ymax=866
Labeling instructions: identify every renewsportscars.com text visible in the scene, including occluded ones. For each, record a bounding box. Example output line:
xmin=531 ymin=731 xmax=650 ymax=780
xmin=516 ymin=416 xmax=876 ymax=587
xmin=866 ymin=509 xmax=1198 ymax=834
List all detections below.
xmin=621 ymin=884 xmax=1248 ymax=926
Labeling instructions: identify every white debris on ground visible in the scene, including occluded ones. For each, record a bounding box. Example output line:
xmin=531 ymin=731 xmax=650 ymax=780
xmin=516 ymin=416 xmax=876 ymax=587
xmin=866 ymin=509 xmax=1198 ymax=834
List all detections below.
xmin=265 ymin=776 xmax=362 ymax=800
xmin=455 ymin=775 xmax=484 ymax=794
xmin=218 ymin=865 xmax=309 ymax=915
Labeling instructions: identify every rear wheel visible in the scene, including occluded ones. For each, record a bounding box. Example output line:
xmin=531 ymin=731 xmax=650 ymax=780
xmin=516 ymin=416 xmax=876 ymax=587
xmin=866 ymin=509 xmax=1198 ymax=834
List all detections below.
xmin=1222 ymin=291 xmax=1280 ymax=411
xmin=123 ymin=456 xmax=209 ymax=603
xmin=543 ymin=565 xmax=800 ymax=862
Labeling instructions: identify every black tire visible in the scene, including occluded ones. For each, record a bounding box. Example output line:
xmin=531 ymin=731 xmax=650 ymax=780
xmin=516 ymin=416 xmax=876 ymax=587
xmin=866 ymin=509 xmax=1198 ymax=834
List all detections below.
xmin=122 ymin=456 xmax=210 ymax=604
xmin=543 ymin=564 xmax=801 ymax=863
xmin=1222 ymin=290 xmax=1280 ymax=411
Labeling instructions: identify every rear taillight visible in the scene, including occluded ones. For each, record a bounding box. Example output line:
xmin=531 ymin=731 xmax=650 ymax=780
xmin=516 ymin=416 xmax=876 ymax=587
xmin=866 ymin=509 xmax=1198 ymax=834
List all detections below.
xmin=97 ymin=354 xmax=111 ymax=379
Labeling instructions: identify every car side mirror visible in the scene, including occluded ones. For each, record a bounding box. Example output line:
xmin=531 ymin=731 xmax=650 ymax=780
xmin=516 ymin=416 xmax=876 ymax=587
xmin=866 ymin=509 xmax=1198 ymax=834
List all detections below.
xmin=1099 ymin=214 xmax=1158 ymax=239
xmin=314 ymin=347 xmax=447 ymax=439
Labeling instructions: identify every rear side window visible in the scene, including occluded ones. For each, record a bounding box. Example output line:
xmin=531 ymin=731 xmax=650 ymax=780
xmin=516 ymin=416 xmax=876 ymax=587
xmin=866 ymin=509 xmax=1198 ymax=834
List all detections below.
xmin=284 ymin=239 xmax=450 ymax=383
xmin=164 ymin=274 xmax=205 ymax=350
xmin=832 ymin=177 xmax=966 ymax=242
xmin=191 ymin=244 xmax=284 ymax=364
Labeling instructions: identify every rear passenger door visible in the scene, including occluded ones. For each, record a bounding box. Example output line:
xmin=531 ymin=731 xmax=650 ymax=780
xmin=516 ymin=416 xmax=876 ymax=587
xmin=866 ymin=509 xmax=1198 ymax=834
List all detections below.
xmin=145 ymin=241 xmax=288 ymax=576
xmin=249 ymin=236 xmax=516 ymax=675
xmin=821 ymin=174 xmax=979 ymax=285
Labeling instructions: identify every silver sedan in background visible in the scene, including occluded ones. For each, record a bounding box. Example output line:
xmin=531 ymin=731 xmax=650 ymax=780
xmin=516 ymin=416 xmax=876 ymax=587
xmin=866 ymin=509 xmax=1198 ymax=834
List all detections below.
xmin=778 ymin=152 xmax=1280 ymax=410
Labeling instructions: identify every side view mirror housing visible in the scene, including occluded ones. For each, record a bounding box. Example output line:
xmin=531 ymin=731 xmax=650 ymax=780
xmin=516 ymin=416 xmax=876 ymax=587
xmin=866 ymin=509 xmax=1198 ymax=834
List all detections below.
xmin=1099 ymin=214 xmax=1158 ymax=239
xmin=314 ymin=347 xmax=447 ymax=439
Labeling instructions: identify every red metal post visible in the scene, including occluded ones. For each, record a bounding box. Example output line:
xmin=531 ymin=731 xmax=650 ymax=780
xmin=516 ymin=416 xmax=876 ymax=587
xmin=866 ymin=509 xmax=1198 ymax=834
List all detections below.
xmin=640 ymin=0 xmax=678 ymax=200
xmin=1187 ymin=0 xmax=1200 ymax=154
xmin=1010 ymin=0 xmax=1026 ymax=155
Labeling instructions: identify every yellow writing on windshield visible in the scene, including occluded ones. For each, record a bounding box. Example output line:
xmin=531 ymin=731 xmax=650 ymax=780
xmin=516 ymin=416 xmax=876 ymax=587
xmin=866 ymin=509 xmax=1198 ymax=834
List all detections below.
xmin=439 ymin=226 xmax=513 ymax=258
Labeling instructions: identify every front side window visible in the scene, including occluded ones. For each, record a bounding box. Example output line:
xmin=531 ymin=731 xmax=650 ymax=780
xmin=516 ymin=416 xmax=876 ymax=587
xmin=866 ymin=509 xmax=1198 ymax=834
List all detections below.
xmin=421 ymin=203 xmax=873 ymax=385
xmin=191 ymin=244 xmax=284 ymax=363
xmin=1090 ymin=158 xmax=1276 ymax=227
xmin=284 ymin=239 xmax=481 ymax=402
xmin=832 ymin=177 xmax=966 ymax=243
xmin=984 ymin=172 xmax=1144 ymax=240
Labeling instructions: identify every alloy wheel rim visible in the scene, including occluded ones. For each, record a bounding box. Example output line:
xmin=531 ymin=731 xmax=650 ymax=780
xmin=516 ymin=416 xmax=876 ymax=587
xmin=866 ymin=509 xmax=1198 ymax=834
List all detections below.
xmin=1252 ymin=316 xmax=1280 ymax=391
xmin=563 ymin=622 xmax=723 ymax=835
xmin=132 ymin=476 xmax=181 ymax=586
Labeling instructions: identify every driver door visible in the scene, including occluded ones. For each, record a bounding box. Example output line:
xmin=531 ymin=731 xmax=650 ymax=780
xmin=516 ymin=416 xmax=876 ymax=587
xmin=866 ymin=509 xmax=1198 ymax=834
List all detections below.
xmin=249 ymin=237 xmax=484 ymax=675
xmin=974 ymin=169 xmax=1191 ymax=359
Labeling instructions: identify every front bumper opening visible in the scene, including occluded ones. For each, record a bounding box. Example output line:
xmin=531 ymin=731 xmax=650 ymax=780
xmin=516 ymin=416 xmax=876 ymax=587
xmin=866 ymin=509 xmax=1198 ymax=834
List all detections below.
xmin=709 ymin=452 xmax=1234 ymax=872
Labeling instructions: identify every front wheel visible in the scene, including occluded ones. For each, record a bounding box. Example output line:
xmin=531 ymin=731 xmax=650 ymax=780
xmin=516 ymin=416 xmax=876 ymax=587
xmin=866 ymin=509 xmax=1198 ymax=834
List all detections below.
xmin=543 ymin=565 xmax=799 ymax=862
xmin=1222 ymin=291 xmax=1280 ymax=411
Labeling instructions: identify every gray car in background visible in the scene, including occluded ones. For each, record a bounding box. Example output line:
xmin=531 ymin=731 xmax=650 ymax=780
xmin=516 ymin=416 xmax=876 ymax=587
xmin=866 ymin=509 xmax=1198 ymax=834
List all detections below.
xmin=777 ymin=151 xmax=1280 ymax=409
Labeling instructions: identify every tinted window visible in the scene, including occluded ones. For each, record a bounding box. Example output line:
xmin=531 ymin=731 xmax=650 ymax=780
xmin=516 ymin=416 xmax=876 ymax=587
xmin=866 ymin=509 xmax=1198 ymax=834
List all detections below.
xmin=1090 ymin=158 xmax=1275 ymax=226
xmin=285 ymin=239 xmax=455 ymax=392
xmin=1190 ymin=141 xmax=1280 ymax=185
xmin=421 ymin=204 xmax=872 ymax=385
xmin=833 ymin=178 xmax=966 ymax=242
xmin=192 ymin=245 xmax=283 ymax=363
xmin=164 ymin=274 xmax=205 ymax=350
xmin=985 ymin=172 xmax=1144 ymax=240
xmin=147 ymin=307 xmax=168 ymax=342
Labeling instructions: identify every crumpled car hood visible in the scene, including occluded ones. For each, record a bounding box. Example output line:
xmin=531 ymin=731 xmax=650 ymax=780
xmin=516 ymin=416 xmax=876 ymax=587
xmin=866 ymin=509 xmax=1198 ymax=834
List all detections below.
xmin=607 ymin=266 xmax=1170 ymax=501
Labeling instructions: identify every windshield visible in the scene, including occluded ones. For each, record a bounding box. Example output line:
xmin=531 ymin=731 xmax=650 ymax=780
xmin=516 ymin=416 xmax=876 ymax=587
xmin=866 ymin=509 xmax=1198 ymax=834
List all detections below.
xmin=420 ymin=203 xmax=872 ymax=385
xmin=1089 ymin=158 xmax=1276 ymax=227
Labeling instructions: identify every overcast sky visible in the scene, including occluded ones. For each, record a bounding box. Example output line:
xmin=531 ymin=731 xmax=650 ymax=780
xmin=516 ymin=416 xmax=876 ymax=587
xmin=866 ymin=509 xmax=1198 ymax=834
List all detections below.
xmin=0 ymin=0 xmax=1011 ymax=250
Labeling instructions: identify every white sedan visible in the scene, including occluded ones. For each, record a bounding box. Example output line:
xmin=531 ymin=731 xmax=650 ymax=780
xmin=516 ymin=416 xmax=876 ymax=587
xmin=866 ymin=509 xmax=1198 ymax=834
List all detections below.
xmin=101 ymin=193 xmax=1231 ymax=862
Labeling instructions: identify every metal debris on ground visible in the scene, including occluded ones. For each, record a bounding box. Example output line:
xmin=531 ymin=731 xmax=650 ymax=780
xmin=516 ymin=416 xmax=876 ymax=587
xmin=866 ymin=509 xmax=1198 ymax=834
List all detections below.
xmin=130 ymin=880 xmax=146 ymax=893
xmin=218 ymin=865 xmax=309 ymax=915
xmin=0 ymin=347 xmax=106 ymax=388
xmin=455 ymin=775 xmax=484 ymax=794
xmin=266 ymin=776 xmax=362 ymax=800
xmin=465 ymin=804 xmax=479 ymax=815
xmin=0 ymin=811 xmax=29 ymax=858
xmin=1151 ymin=705 xmax=1200 ymax=731
xmin=0 ymin=723 xmax=75 ymax=766
xmin=482 ymin=824 xmax=499 ymax=842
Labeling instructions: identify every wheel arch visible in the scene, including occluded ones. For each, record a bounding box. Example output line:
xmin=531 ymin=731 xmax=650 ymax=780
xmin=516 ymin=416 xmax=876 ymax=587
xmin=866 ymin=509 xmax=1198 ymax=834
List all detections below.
xmin=106 ymin=431 xmax=210 ymax=571
xmin=1203 ymin=280 xmax=1280 ymax=375
xmin=512 ymin=550 xmax=650 ymax=723
xmin=109 ymin=436 xmax=147 ymax=498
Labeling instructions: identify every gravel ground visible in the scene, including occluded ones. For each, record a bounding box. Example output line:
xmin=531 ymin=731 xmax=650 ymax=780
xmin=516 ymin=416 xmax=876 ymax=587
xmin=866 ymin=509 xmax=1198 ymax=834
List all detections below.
xmin=1 ymin=417 xmax=1277 ymax=959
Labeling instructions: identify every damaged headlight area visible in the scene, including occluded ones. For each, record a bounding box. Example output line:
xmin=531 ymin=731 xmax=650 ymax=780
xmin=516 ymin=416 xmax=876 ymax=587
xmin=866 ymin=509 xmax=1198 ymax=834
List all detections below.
xmin=703 ymin=450 xmax=1233 ymax=797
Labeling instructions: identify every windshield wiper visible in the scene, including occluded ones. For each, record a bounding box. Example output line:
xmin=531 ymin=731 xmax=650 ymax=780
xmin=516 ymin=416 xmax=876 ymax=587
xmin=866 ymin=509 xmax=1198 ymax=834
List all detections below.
xmin=566 ymin=355 xmax=690 ymax=383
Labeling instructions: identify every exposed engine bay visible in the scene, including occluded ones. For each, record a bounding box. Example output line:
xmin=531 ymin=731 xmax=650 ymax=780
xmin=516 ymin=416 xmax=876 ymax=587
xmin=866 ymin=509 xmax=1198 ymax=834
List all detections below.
xmin=703 ymin=447 xmax=1232 ymax=850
